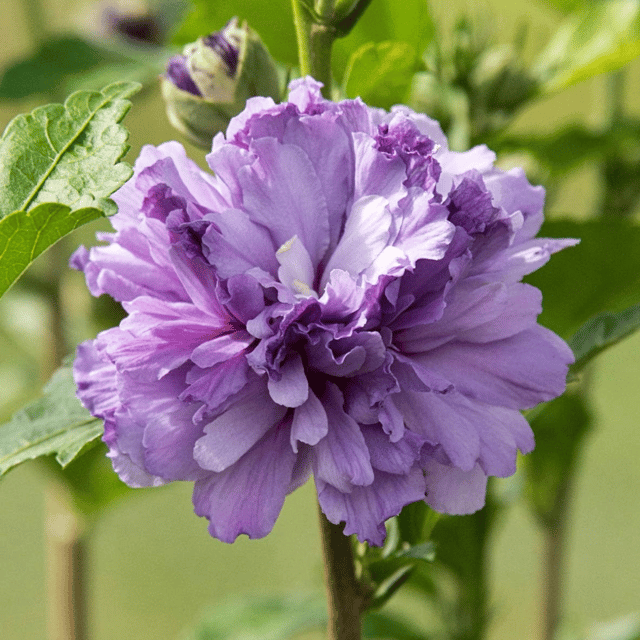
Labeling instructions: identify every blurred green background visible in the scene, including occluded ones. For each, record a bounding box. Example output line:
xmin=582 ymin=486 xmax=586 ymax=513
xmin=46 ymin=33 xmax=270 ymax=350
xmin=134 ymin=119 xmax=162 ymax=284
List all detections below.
xmin=1 ymin=0 xmax=639 ymax=638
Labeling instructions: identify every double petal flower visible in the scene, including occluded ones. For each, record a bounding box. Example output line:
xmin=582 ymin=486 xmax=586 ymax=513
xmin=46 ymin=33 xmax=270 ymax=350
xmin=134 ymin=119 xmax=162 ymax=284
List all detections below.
xmin=73 ymin=78 xmax=575 ymax=545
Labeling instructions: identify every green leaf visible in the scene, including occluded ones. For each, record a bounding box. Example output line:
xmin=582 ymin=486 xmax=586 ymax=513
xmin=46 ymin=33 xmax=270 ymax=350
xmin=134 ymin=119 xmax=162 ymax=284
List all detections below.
xmin=585 ymin=612 xmax=640 ymax=640
xmin=363 ymin=610 xmax=430 ymax=640
xmin=396 ymin=541 xmax=436 ymax=563
xmin=0 ymin=203 xmax=102 ymax=298
xmin=535 ymin=0 xmax=586 ymax=13
xmin=0 ymin=37 xmax=167 ymax=100
xmin=525 ymin=393 xmax=592 ymax=524
xmin=397 ymin=500 xmax=440 ymax=546
xmin=0 ymin=81 xmax=139 ymax=217
xmin=525 ymin=219 xmax=640 ymax=339
xmin=0 ymin=366 xmax=104 ymax=478
xmin=0 ymin=37 xmax=115 ymax=99
xmin=182 ymin=593 xmax=326 ymax=640
xmin=569 ymin=305 xmax=640 ymax=377
xmin=333 ymin=0 xmax=435 ymax=81
xmin=344 ymin=41 xmax=420 ymax=109
xmin=534 ymin=0 xmax=640 ymax=93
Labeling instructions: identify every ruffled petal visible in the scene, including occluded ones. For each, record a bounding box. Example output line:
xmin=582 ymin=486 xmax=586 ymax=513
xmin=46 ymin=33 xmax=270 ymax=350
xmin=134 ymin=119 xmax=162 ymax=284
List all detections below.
xmin=312 ymin=383 xmax=374 ymax=492
xmin=317 ymin=467 xmax=427 ymax=545
xmin=193 ymin=381 xmax=287 ymax=473
xmin=410 ymin=325 xmax=574 ymax=410
xmin=192 ymin=422 xmax=297 ymax=542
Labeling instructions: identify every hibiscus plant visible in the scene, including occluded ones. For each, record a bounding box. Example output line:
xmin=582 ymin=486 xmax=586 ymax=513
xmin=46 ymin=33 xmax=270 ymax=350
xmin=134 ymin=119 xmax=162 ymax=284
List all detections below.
xmin=1 ymin=1 xmax=640 ymax=640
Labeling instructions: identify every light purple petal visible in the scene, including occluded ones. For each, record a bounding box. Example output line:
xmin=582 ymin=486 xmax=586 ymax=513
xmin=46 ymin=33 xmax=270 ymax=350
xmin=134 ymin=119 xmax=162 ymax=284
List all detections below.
xmin=290 ymin=390 xmax=329 ymax=452
xmin=193 ymin=383 xmax=286 ymax=473
xmin=411 ymin=325 xmax=574 ymax=410
xmin=321 ymin=195 xmax=392 ymax=288
xmin=396 ymin=280 xmax=542 ymax=352
xmin=267 ymin=354 xmax=309 ymax=408
xmin=192 ymin=422 xmax=297 ymax=542
xmin=239 ymin=137 xmax=331 ymax=269
xmin=312 ymin=383 xmax=374 ymax=492
xmin=424 ymin=458 xmax=487 ymax=515
xmin=317 ymin=467 xmax=427 ymax=545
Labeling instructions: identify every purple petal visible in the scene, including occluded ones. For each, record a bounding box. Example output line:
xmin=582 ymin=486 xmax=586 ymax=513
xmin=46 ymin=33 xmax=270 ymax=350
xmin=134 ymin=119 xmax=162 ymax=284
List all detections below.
xmin=239 ymin=137 xmax=331 ymax=269
xmin=361 ymin=425 xmax=423 ymax=474
xmin=424 ymin=458 xmax=487 ymax=515
xmin=321 ymin=195 xmax=392 ymax=288
xmin=312 ymin=383 xmax=374 ymax=492
xmin=192 ymin=422 xmax=297 ymax=542
xmin=181 ymin=355 xmax=250 ymax=421
xmin=267 ymin=354 xmax=309 ymax=408
xmin=411 ymin=325 xmax=574 ymax=410
xmin=317 ymin=467 xmax=427 ymax=545
xmin=193 ymin=382 xmax=286 ymax=472
xmin=290 ymin=390 xmax=329 ymax=452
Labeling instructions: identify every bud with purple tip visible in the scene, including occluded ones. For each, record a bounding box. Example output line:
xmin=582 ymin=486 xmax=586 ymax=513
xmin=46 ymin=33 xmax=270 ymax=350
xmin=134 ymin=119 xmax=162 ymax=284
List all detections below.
xmin=161 ymin=18 xmax=281 ymax=148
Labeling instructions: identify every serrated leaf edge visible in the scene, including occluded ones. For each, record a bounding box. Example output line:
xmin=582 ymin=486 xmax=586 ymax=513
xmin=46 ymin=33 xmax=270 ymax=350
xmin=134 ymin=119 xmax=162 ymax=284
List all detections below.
xmin=16 ymin=82 xmax=140 ymax=213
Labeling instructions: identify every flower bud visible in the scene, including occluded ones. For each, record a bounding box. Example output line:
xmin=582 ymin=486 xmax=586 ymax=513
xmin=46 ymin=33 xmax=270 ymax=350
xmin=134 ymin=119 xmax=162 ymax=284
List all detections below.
xmin=161 ymin=18 xmax=281 ymax=148
xmin=471 ymin=44 xmax=537 ymax=114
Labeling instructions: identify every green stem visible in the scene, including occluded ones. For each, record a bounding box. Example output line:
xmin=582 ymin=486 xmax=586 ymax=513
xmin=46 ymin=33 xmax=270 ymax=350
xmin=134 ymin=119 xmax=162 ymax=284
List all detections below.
xmin=318 ymin=507 xmax=366 ymax=640
xmin=606 ymin=70 xmax=625 ymax=129
xmin=315 ymin=0 xmax=337 ymax=19
xmin=600 ymin=69 xmax=632 ymax=217
xmin=291 ymin=0 xmax=335 ymax=97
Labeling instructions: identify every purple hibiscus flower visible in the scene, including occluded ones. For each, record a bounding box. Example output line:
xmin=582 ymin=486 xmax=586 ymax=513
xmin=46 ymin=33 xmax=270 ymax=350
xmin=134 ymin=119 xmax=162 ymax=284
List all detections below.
xmin=72 ymin=77 xmax=575 ymax=545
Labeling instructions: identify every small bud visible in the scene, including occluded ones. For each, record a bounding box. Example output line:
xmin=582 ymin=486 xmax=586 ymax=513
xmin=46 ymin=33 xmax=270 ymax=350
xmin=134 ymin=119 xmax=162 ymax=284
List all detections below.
xmin=80 ymin=0 xmax=166 ymax=46
xmin=472 ymin=44 xmax=536 ymax=114
xmin=161 ymin=18 xmax=281 ymax=148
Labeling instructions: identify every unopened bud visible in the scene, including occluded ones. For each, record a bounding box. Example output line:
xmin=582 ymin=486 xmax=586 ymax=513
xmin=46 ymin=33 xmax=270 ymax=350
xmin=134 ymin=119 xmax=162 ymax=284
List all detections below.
xmin=472 ymin=44 xmax=536 ymax=114
xmin=161 ymin=18 xmax=281 ymax=148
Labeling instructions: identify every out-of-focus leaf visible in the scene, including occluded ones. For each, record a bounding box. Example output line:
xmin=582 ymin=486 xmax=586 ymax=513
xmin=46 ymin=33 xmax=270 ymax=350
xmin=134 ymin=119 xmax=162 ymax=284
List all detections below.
xmin=362 ymin=525 xmax=436 ymax=609
xmin=172 ymin=0 xmax=297 ymax=67
xmin=364 ymin=609 xmax=430 ymax=639
xmin=0 ymin=366 xmax=103 ymax=478
xmin=569 ymin=305 xmax=640 ymax=377
xmin=525 ymin=393 xmax=591 ymax=524
xmin=0 ymin=203 xmax=102 ymax=298
xmin=537 ymin=0 xmax=586 ymax=13
xmin=525 ymin=220 xmax=640 ymax=339
xmin=585 ymin=612 xmax=640 ymax=640
xmin=0 ymin=37 xmax=107 ymax=99
xmin=495 ymin=127 xmax=604 ymax=175
xmin=397 ymin=500 xmax=440 ymax=546
xmin=344 ymin=41 xmax=420 ymax=108
xmin=534 ymin=0 xmax=640 ymax=93
xmin=0 ymin=81 xmax=138 ymax=217
xmin=0 ymin=36 xmax=160 ymax=100
xmin=334 ymin=0 xmax=435 ymax=81
xmin=182 ymin=593 xmax=326 ymax=640
xmin=396 ymin=541 xmax=436 ymax=562
xmin=426 ymin=502 xmax=497 ymax=639
xmin=495 ymin=121 xmax=640 ymax=176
